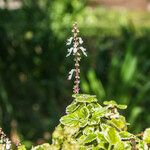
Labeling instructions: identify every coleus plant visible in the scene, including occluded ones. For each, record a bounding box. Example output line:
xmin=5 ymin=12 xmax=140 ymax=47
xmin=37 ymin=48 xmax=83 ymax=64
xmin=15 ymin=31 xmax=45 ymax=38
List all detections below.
xmin=48 ymin=23 xmax=150 ymax=150
xmin=50 ymin=95 xmax=150 ymax=150
xmin=0 ymin=23 xmax=150 ymax=150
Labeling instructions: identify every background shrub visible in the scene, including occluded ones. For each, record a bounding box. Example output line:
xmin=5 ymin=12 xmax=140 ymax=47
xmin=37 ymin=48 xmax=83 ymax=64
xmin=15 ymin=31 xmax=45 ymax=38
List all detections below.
xmin=0 ymin=0 xmax=149 ymax=147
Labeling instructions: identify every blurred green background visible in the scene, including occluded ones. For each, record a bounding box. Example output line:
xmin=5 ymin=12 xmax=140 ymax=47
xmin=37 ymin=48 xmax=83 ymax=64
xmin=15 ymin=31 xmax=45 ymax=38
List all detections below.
xmin=0 ymin=0 xmax=150 ymax=147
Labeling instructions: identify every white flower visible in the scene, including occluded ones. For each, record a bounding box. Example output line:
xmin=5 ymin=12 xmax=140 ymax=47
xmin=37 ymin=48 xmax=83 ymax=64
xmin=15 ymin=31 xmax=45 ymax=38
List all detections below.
xmin=80 ymin=47 xmax=87 ymax=57
xmin=144 ymin=144 xmax=148 ymax=150
xmin=66 ymin=37 xmax=73 ymax=45
xmin=79 ymin=37 xmax=83 ymax=44
xmin=5 ymin=138 xmax=11 ymax=150
xmin=66 ymin=47 xmax=73 ymax=57
xmin=68 ymin=69 xmax=75 ymax=80
xmin=73 ymin=47 xmax=78 ymax=53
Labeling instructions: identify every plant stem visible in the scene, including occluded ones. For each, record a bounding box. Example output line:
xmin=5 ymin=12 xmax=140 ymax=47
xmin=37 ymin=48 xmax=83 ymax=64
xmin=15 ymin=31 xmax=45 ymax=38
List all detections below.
xmin=108 ymin=144 xmax=112 ymax=150
xmin=72 ymin=22 xmax=81 ymax=94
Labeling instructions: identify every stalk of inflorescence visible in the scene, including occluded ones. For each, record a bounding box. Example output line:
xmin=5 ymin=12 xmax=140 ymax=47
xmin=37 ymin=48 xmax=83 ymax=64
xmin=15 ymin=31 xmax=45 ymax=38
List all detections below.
xmin=66 ymin=22 xmax=87 ymax=94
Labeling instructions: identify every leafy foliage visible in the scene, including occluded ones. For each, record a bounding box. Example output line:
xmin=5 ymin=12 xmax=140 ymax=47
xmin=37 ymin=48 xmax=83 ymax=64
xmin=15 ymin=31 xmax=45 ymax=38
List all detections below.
xmin=1 ymin=93 xmax=149 ymax=149
xmin=143 ymin=128 xmax=150 ymax=144
xmin=49 ymin=94 xmax=150 ymax=150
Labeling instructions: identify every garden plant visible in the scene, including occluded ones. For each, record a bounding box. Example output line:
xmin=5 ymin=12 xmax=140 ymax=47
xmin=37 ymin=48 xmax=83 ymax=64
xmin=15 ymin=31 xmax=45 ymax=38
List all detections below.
xmin=0 ymin=23 xmax=150 ymax=150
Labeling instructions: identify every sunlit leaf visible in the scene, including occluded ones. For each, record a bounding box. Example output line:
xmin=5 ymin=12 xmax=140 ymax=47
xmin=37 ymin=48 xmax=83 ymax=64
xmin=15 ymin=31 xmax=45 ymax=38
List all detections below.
xmin=117 ymin=105 xmax=127 ymax=110
xmin=100 ymin=123 xmax=111 ymax=131
xmin=93 ymin=143 xmax=106 ymax=150
xmin=93 ymin=107 xmax=107 ymax=117
xmin=97 ymin=132 xmax=107 ymax=143
xmin=17 ymin=145 xmax=27 ymax=150
xmin=103 ymin=100 xmax=117 ymax=106
xmin=108 ymin=117 xmax=127 ymax=131
xmin=120 ymin=131 xmax=134 ymax=138
xmin=87 ymin=103 xmax=102 ymax=113
xmin=143 ymin=128 xmax=150 ymax=144
xmin=64 ymin=126 xmax=79 ymax=135
xmin=79 ymin=118 xmax=88 ymax=127
xmin=88 ymin=115 xmax=100 ymax=125
xmin=73 ymin=94 xmax=98 ymax=103
xmin=78 ymin=106 xmax=89 ymax=119
xmin=114 ymin=142 xmax=125 ymax=150
xmin=137 ymin=141 xmax=148 ymax=150
xmin=83 ymin=126 xmax=94 ymax=135
xmin=103 ymin=101 xmax=127 ymax=109
xmin=83 ymin=133 xmax=97 ymax=144
xmin=104 ymin=127 xmax=121 ymax=145
xmin=78 ymin=135 xmax=86 ymax=143
xmin=60 ymin=113 xmax=79 ymax=127
xmin=88 ymin=107 xmax=107 ymax=125
xmin=66 ymin=101 xmax=80 ymax=114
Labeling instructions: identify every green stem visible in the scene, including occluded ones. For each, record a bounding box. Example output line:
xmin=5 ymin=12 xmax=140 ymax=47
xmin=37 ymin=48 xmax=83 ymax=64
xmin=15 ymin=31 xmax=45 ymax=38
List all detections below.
xmin=108 ymin=144 xmax=112 ymax=150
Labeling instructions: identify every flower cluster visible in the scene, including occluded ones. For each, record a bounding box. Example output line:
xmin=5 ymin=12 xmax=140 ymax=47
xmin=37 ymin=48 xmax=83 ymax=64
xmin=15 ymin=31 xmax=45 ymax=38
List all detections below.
xmin=0 ymin=128 xmax=11 ymax=150
xmin=66 ymin=22 xmax=87 ymax=94
xmin=66 ymin=37 xmax=87 ymax=57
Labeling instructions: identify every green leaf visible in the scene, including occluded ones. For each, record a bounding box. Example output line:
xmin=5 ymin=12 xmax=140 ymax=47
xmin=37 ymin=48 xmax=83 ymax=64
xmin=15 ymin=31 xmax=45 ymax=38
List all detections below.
xmin=124 ymin=142 xmax=132 ymax=150
xmin=64 ymin=126 xmax=79 ymax=135
xmin=79 ymin=146 xmax=87 ymax=150
xmin=93 ymin=107 xmax=107 ymax=117
xmin=105 ymin=127 xmax=121 ymax=145
xmin=78 ymin=106 xmax=89 ymax=119
xmin=52 ymin=125 xmax=64 ymax=140
xmin=60 ymin=113 xmax=79 ymax=127
xmin=66 ymin=101 xmax=80 ymax=114
xmin=101 ymin=124 xmax=111 ymax=131
xmin=83 ymin=133 xmax=97 ymax=144
xmin=103 ymin=101 xmax=127 ymax=109
xmin=93 ymin=143 xmax=106 ymax=150
xmin=79 ymin=118 xmax=88 ymax=127
xmin=83 ymin=126 xmax=94 ymax=135
xmin=88 ymin=108 xmax=107 ymax=125
xmin=103 ymin=100 xmax=117 ymax=106
xmin=119 ymin=131 xmax=134 ymax=139
xmin=97 ymin=132 xmax=107 ymax=143
xmin=88 ymin=115 xmax=100 ymax=125
xmin=73 ymin=94 xmax=98 ymax=103
xmin=18 ymin=145 xmax=26 ymax=150
xmin=121 ymin=50 xmax=137 ymax=83
xmin=78 ymin=134 xmax=86 ymax=143
xmin=114 ymin=142 xmax=125 ymax=150
xmin=137 ymin=141 xmax=148 ymax=150
xmin=108 ymin=117 xmax=127 ymax=131
xmin=61 ymin=106 xmax=89 ymax=127
xmin=143 ymin=128 xmax=150 ymax=144
xmin=117 ymin=105 xmax=127 ymax=110
xmin=87 ymin=103 xmax=102 ymax=113
xmin=78 ymin=106 xmax=89 ymax=127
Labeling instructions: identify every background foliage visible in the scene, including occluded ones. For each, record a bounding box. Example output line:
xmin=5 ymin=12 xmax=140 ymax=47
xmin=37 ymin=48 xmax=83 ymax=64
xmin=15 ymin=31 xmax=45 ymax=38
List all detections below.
xmin=0 ymin=0 xmax=150 ymax=148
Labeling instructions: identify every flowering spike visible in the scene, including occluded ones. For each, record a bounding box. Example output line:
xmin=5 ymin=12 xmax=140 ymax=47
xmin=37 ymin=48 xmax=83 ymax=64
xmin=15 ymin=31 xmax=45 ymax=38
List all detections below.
xmin=66 ymin=22 xmax=87 ymax=94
